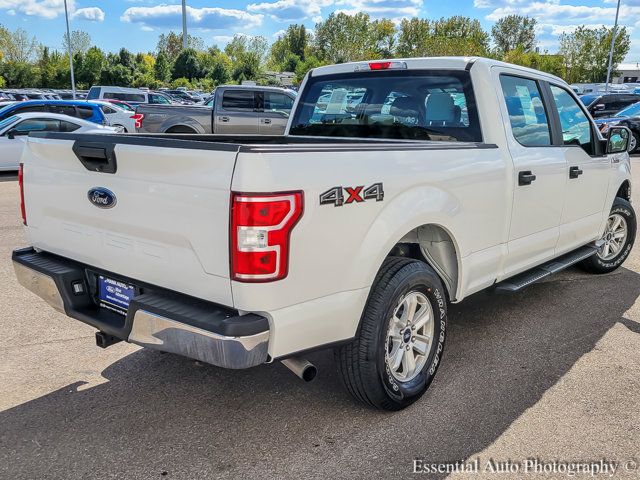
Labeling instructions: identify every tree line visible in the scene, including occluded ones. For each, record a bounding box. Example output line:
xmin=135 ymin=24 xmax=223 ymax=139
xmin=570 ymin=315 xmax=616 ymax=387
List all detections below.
xmin=0 ymin=14 xmax=631 ymax=90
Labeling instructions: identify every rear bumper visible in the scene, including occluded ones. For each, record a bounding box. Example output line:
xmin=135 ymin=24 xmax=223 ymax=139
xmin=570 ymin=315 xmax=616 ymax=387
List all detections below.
xmin=12 ymin=247 xmax=270 ymax=369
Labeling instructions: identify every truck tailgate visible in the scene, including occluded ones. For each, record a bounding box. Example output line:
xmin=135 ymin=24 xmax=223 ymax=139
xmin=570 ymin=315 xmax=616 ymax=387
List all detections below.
xmin=21 ymin=135 xmax=238 ymax=306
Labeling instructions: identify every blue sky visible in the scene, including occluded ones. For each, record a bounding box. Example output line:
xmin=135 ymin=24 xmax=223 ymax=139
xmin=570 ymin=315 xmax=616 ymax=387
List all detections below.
xmin=0 ymin=0 xmax=638 ymax=62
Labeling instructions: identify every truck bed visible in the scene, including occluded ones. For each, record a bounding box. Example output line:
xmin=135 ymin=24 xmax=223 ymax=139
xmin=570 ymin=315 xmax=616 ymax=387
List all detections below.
xmin=32 ymin=131 xmax=497 ymax=151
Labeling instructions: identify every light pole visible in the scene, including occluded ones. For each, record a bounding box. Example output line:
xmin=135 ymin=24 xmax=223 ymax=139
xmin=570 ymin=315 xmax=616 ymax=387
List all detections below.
xmin=182 ymin=0 xmax=188 ymax=50
xmin=63 ymin=0 xmax=76 ymax=100
xmin=605 ymin=0 xmax=622 ymax=93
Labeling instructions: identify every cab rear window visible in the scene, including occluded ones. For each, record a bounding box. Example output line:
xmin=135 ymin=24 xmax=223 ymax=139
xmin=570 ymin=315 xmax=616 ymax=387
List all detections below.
xmin=289 ymin=70 xmax=482 ymax=142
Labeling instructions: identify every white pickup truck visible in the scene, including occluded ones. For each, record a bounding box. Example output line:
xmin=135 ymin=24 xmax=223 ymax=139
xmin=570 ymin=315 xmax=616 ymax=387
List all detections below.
xmin=13 ymin=57 xmax=635 ymax=410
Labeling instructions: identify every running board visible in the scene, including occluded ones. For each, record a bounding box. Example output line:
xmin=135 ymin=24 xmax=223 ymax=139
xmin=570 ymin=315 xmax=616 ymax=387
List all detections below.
xmin=495 ymin=243 xmax=601 ymax=293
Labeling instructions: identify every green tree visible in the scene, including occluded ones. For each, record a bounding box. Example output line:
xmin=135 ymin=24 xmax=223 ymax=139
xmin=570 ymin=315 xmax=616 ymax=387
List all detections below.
xmin=157 ymin=31 xmax=205 ymax=58
xmin=370 ymin=19 xmax=397 ymax=58
xmin=269 ymin=24 xmax=309 ymax=69
xmin=294 ymin=55 xmax=325 ymax=83
xmin=154 ymin=50 xmax=171 ymax=83
xmin=225 ymin=35 xmax=268 ymax=82
xmin=559 ymin=26 xmax=630 ymax=83
xmin=397 ymin=18 xmax=431 ymax=57
xmin=38 ymin=47 xmax=57 ymax=88
xmin=491 ymin=15 xmax=538 ymax=57
xmin=172 ymin=48 xmax=203 ymax=81
xmin=62 ymin=30 xmax=92 ymax=56
xmin=0 ymin=61 xmax=40 ymax=87
xmin=76 ymin=46 xmax=105 ymax=88
xmin=429 ymin=16 xmax=489 ymax=56
xmin=313 ymin=12 xmax=375 ymax=63
xmin=0 ymin=26 xmax=39 ymax=62
xmin=397 ymin=16 xmax=489 ymax=57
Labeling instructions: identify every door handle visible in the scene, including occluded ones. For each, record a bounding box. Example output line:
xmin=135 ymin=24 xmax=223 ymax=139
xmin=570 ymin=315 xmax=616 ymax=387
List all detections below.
xmin=218 ymin=116 xmax=230 ymax=123
xmin=262 ymin=118 xmax=272 ymax=124
xmin=569 ymin=166 xmax=583 ymax=179
xmin=518 ymin=170 xmax=537 ymax=186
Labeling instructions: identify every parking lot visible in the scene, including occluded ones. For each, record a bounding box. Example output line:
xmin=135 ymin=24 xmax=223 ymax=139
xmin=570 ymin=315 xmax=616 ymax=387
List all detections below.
xmin=1 ymin=163 xmax=639 ymax=479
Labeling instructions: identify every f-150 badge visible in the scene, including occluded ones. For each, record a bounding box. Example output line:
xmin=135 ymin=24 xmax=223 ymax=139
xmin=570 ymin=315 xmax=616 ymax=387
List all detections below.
xmin=319 ymin=183 xmax=384 ymax=207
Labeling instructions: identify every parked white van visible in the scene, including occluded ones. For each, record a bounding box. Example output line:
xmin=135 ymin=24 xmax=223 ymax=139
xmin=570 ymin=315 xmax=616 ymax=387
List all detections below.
xmin=86 ymin=86 xmax=173 ymax=105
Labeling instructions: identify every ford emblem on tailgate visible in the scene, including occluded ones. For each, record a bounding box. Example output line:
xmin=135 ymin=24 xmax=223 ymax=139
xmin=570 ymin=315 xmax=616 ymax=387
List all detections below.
xmin=88 ymin=187 xmax=117 ymax=209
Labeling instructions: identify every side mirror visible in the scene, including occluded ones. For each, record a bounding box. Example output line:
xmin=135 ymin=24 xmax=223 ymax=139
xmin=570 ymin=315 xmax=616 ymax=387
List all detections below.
xmin=7 ymin=129 xmax=16 ymax=140
xmin=607 ymin=126 xmax=630 ymax=154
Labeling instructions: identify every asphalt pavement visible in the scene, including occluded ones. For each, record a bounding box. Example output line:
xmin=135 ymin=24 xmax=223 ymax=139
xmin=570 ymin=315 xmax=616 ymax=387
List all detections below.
xmin=1 ymin=163 xmax=639 ymax=480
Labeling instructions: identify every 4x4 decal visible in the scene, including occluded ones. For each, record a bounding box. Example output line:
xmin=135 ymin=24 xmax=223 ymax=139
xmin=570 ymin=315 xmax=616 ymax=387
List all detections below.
xmin=319 ymin=183 xmax=384 ymax=207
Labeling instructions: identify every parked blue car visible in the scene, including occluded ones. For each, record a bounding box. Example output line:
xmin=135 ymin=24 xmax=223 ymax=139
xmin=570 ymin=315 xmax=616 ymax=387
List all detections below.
xmin=0 ymin=100 xmax=106 ymax=126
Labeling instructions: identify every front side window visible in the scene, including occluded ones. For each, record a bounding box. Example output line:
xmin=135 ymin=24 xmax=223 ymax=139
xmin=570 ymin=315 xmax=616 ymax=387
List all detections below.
xmin=222 ymin=90 xmax=256 ymax=111
xmin=290 ymin=70 xmax=482 ymax=142
xmin=87 ymin=87 xmax=101 ymax=100
xmin=550 ymin=85 xmax=593 ymax=155
xmin=14 ymin=118 xmax=61 ymax=133
xmin=500 ymin=75 xmax=551 ymax=147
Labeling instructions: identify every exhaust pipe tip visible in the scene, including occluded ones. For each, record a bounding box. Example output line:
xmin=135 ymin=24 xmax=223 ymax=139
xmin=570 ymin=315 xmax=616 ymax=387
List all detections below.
xmin=281 ymin=357 xmax=317 ymax=382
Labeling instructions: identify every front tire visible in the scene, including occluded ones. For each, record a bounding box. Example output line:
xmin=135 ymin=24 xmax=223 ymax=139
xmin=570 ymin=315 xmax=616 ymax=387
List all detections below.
xmin=335 ymin=257 xmax=447 ymax=411
xmin=579 ymin=197 xmax=636 ymax=274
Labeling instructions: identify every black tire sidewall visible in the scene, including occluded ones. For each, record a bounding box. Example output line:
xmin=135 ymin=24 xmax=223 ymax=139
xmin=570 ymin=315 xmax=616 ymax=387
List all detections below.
xmin=594 ymin=199 xmax=636 ymax=271
xmin=374 ymin=265 xmax=447 ymax=406
xmin=631 ymin=132 xmax=640 ymax=153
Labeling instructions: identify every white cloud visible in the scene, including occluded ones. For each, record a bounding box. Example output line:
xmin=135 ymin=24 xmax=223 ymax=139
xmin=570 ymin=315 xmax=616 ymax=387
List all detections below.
xmin=121 ymin=5 xmax=263 ymax=31
xmin=73 ymin=7 xmax=104 ymax=22
xmin=0 ymin=0 xmax=72 ymax=19
xmin=335 ymin=0 xmax=422 ymax=19
xmin=247 ymin=0 xmax=333 ymax=21
xmin=272 ymin=29 xmax=287 ymax=38
xmin=481 ymin=0 xmax=640 ymax=24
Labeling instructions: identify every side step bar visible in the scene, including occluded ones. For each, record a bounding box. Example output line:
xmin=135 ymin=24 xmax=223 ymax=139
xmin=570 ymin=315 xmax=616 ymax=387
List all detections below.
xmin=495 ymin=243 xmax=601 ymax=293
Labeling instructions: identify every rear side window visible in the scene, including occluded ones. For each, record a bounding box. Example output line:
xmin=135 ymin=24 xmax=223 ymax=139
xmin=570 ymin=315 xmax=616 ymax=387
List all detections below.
xmin=290 ymin=70 xmax=482 ymax=142
xmin=49 ymin=105 xmax=77 ymax=117
xmin=500 ymin=75 xmax=551 ymax=147
xmin=104 ymin=92 xmax=147 ymax=103
xmin=13 ymin=105 xmax=47 ymax=115
xmin=77 ymin=106 xmax=94 ymax=119
xmin=60 ymin=120 xmax=81 ymax=132
xmin=100 ymin=105 xmax=117 ymax=115
xmin=222 ymin=90 xmax=256 ymax=111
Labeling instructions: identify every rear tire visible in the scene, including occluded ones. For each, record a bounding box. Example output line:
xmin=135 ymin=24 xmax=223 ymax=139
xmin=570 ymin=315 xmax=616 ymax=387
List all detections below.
xmin=578 ymin=197 xmax=636 ymax=274
xmin=335 ymin=257 xmax=447 ymax=411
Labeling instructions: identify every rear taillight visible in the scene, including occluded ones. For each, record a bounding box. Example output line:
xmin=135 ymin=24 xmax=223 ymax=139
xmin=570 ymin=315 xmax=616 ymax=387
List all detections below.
xmin=131 ymin=113 xmax=144 ymax=129
xmin=231 ymin=191 xmax=303 ymax=282
xmin=18 ymin=163 xmax=26 ymax=225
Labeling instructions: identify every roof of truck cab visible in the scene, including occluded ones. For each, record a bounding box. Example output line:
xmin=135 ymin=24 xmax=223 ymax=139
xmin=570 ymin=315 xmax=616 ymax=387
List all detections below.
xmin=215 ymin=84 xmax=296 ymax=93
xmin=309 ymin=57 xmax=566 ymax=85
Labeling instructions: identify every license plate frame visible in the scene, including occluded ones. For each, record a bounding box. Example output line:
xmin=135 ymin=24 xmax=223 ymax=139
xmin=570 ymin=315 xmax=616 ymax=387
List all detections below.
xmin=97 ymin=275 xmax=136 ymax=316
